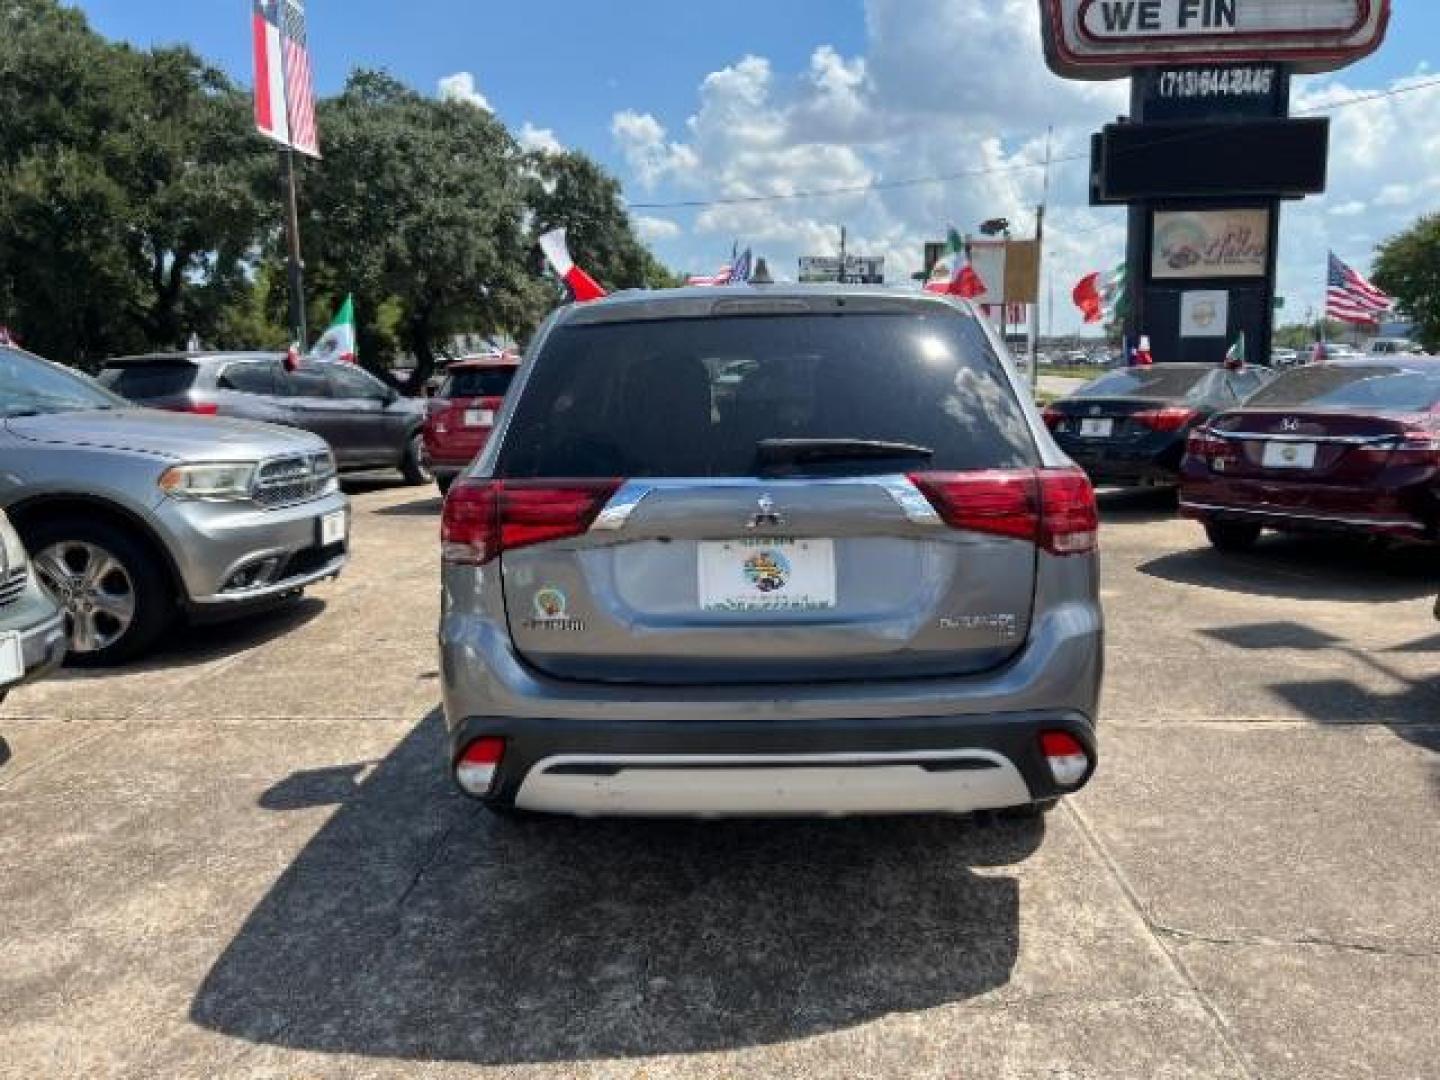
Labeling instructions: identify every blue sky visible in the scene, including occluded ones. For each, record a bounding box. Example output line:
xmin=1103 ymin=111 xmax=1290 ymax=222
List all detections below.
xmin=73 ymin=1 xmax=1440 ymax=333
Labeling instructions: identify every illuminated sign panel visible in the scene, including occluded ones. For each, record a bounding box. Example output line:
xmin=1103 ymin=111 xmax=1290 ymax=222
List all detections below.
xmin=1042 ymin=0 xmax=1389 ymax=79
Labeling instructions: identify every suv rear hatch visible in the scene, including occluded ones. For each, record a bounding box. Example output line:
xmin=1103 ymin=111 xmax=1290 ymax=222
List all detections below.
xmin=449 ymin=303 xmax=1092 ymax=685
xmin=97 ymin=359 xmax=202 ymax=411
xmin=427 ymin=364 xmax=517 ymax=463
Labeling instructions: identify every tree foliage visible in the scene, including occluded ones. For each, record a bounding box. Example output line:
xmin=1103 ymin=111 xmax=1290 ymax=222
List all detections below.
xmin=0 ymin=1 xmax=677 ymax=378
xmin=1372 ymin=214 xmax=1440 ymax=352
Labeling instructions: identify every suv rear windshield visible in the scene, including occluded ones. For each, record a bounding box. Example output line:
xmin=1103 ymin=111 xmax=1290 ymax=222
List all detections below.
xmin=443 ymin=367 xmax=517 ymax=399
xmin=498 ymin=312 xmax=1036 ymax=478
xmin=1245 ymin=364 xmax=1440 ymax=411
xmin=98 ymin=362 xmax=197 ymax=399
xmin=1075 ymin=367 xmax=1213 ymax=401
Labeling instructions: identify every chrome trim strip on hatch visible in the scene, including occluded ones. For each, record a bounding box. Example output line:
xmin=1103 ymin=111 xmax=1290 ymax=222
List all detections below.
xmin=1212 ymin=431 xmax=1397 ymax=446
xmin=589 ymin=475 xmax=943 ymax=532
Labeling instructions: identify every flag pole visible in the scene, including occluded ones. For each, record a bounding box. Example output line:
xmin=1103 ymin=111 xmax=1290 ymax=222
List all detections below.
xmin=276 ymin=1 xmax=307 ymax=348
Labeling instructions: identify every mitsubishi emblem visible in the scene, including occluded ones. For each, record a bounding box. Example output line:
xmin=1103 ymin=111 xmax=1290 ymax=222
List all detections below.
xmin=748 ymin=493 xmax=786 ymax=530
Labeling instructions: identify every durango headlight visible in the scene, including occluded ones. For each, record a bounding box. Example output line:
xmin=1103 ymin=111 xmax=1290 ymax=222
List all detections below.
xmin=158 ymin=463 xmax=258 ymax=501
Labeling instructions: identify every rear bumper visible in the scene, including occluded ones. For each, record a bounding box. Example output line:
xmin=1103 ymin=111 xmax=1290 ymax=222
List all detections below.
xmin=1180 ymin=498 xmax=1430 ymax=539
xmin=1055 ymin=437 xmax=1184 ymax=486
xmin=450 ymin=710 xmax=1096 ymax=816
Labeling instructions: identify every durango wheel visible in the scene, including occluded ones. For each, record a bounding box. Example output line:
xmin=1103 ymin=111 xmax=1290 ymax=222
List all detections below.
xmin=25 ymin=517 xmax=174 ymax=666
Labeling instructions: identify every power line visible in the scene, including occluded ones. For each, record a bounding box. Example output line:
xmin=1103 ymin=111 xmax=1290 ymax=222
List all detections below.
xmin=625 ymin=74 xmax=1440 ymax=213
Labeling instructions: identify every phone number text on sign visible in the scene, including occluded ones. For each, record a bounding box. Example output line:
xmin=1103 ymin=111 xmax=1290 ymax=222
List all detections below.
xmin=1155 ymin=67 xmax=1274 ymax=99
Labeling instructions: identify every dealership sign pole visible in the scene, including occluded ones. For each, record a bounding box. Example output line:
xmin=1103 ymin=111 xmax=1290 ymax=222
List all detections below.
xmin=1040 ymin=0 xmax=1389 ymax=366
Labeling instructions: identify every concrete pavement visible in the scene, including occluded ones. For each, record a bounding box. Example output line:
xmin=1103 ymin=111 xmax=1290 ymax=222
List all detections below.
xmin=1 ymin=482 xmax=1435 ymax=1078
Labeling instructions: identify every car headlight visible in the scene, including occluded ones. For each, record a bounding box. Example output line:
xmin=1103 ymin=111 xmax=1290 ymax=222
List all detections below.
xmin=158 ymin=463 xmax=258 ymax=501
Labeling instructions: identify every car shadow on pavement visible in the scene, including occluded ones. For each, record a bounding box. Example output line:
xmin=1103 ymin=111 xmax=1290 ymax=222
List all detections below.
xmin=1095 ymin=487 xmax=1179 ymax=524
xmin=1139 ymin=535 xmax=1437 ymax=603
xmin=0 ymin=735 xmax=10 ymax=771
xmin=373 ymin=495 xmax=444 ymax=517
xmin=191 ymin=710 xmax=1042 ymax=1066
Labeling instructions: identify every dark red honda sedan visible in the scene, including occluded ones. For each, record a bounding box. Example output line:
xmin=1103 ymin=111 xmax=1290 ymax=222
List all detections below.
xmin=1180 ymin=358 xmax=1440 ymax=550
xmin=423 ymin=354 xmax=520 ymax=494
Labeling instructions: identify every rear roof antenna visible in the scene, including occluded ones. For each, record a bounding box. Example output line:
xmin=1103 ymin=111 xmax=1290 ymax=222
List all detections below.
xmin=749 ymin=257 xmax=774 ymax=285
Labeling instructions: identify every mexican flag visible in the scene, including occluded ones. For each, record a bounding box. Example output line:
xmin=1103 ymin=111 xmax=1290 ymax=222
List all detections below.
xmin=1101 ymin=264 xmax=1129 ymax=323
xmin=311 ymin=295 xmax=357 ymax=364
xmin=925 ymin=228 xmax=986 ymax=299
xmin=1225 ymin=331 xmax=1247 ymax=369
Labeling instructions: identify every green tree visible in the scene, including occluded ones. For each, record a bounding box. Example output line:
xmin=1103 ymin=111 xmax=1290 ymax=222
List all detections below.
xmin=0 ymin=0 xmax=272 ymax=366
xmin=299 ymin=71 xmax=547 ymax=388
xmin=526 ymin=150 xmax=682 ymax=292
xmin=1372 ymin=214 xmax=1440 ymax=352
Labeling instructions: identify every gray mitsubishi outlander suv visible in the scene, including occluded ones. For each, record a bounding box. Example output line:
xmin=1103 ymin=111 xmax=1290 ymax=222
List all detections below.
xmin=1 ymin=345 xmax=349 ymax=666
xmin=439 ymin=287 xmax=1102 ymax=820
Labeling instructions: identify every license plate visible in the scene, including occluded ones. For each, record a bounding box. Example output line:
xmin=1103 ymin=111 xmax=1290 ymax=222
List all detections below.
xmin=1262 ymin=441 xmax=1317 ymax=469
xmin=0 ymin=632 xmax=22 ymax=687
xmin=464 ymin=408 xmax=495 ymax=428
xmin=698 ymin=538 xmax=836 ymax=612
xmin=318 ymin=509 xmax=348 ymax=547
xmin=1079 ymin=418 xmax=1113 ymax=438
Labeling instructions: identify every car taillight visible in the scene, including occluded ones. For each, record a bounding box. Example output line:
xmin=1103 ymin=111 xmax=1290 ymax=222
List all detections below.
xmin=455 ymin=736 xmax=505 ymax=795
xmin=1041 ymin=406 xmax=1064 ymax=431
xmin=441 ymin=478 xmax=621 ymax=565
xmin=1037 ymin=468 xmax=1099 ymax=555
xmin=1389 ymin=429 xmax=1440 ymax=466
xmin=1133 ymin=407 xmax=1198 ymax=433
xmin=161 ymin=402 xmax=218 ymax=416
xmin=1187 ymin=427 xmax=1238 ymax=468
xmin=1040 ymin=731 xmax=1090 ymax=787
xmin=909 ymin=467 xmax=1097 ymax=556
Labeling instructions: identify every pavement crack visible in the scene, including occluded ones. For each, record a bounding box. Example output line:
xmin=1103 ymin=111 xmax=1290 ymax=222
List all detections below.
xmin=1064 ymin=799 xmax=1259 ymax=1080
xmin=391 ymin=803 xmax=480 ymax=914
xmin=1152 ymin=923 xmax=1440 ymax=959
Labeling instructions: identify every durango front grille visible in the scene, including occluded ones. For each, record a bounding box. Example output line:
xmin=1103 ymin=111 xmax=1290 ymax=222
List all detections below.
xmin=254 ymin=451 xmax=337 ymax=508
xmin=0 ymin=567 xmax=28 ymax=608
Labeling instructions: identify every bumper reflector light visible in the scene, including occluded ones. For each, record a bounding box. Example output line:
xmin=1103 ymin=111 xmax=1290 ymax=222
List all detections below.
xmin=455 ymin=736 xmax=506 ymax=795
xmin=1040 ymin=731 xmax=1089 ymax=787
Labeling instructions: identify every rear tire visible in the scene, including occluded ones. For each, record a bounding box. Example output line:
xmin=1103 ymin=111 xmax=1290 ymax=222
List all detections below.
xmin=1204 ymin=519 xmax=1262 ymax=552
xmin=23 ymin=515 xmax=175 ymax=667
xmin=401 ymin=432 xmax=432 ymax=486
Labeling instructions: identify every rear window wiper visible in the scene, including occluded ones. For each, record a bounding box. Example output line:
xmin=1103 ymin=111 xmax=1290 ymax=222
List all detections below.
xmin=755 ymin=438 xmax=935 ymax=469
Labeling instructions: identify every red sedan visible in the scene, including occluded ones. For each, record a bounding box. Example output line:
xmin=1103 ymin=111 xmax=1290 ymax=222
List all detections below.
xmin=1180 ymin=358 xmax=1440 ymax=549
xmin=423 ymin=354 xmax=520 ymax=494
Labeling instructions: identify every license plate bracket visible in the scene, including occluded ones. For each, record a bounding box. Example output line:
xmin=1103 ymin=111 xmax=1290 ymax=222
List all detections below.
xmin=698 ymin=538 xmax=837 ymax=612
xmin=317 ymin=509 xmax=348 ymax=548
xmin=1079 ymin=418 xmax=1113 ymax=438
xmin=1262 ymin=441 xmax=1317 ymax=469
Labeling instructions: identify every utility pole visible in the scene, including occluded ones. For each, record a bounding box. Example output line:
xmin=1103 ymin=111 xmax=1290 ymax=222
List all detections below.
xmin=276 ymin=1 xmax=307 ymax=348
xmin=838 ymin=225 xmax=848 ymax=284
xmin=1029 ymin=125 xmax=1053 ymax=377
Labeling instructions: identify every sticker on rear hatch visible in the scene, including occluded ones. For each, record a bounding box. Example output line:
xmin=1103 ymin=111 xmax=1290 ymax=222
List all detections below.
xmin=523 ymin=587 xmax=585 ymax=632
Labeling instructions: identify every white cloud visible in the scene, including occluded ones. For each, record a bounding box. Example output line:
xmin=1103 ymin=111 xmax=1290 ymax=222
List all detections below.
xmin=518 ymin=122 xmax=564 ymax=155
xmin=634 ymin=215 xmax=682 ymax=241
xmin=608 ymin=5 xmax=1440 ymax=331
xmin=437 ymin=72 xmax=491 ymax=112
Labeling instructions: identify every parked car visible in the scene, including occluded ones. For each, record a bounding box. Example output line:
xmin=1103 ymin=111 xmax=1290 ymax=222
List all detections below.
xmin=1180 ymin=358 xmax=1440 ymax=549
xmin=1364 ymin=337 xmax=1426 ymax=356
xmin=1270 ymin=347 xmax=1300 ymax=368
xmin=98 ymin=353 xmax=430 ymax=485
xmin=0 ymin=509 xmax=66 ymax=703
xmin=1043 ymin=363 xmax=1274 ymax=487
xmin=439 ymin=286 xmax=1101 ymax=821
xmin=1 ymin=345 xmax=350 ymax=665
xmin=423 ymin=354 xmax=521 ymax=494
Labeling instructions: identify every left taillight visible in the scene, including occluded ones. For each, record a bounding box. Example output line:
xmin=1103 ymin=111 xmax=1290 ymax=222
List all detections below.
xmin=909 ymin=467 xmax=1097 ymax=556
xmin=441 ymin=478 xmax=621 ymax=566
xmin=161 ymin=401 xmax=218 ymax=416
xmin=1133 ymin=407 xmax=1198 ymax=433
xmin=455 ymin=736 xmax=505 ymax=795
xmin=1039 ymin=731 xmax=1090 ymax=787
xmin=1041 ymin=406 xmax=1064 ymax=431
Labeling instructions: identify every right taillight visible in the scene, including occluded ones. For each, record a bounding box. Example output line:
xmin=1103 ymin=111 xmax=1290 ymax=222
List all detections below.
xmin=441 ymin=478 xmax=621 ymax=565
xmin=909 ymin=467 xmax=1097 ymax=556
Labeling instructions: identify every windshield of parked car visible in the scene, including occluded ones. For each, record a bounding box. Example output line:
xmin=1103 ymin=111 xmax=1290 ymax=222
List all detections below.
xmin=498 ymin=311 xmax=1037 ymax=478
xmin=442 ymin=367 xmax=517 ymax=399
xmin=1244 ymin=363 xmax=1440 ymax=412
xmin=1074 ymin=366 xmax=1214 ymax=401
xmin=0 ymin=346 xmax=126 ymax=417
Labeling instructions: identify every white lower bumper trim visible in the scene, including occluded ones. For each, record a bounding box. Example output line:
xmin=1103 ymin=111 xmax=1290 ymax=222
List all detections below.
xmin=514 ymin=749 xmax=1033 ymax=818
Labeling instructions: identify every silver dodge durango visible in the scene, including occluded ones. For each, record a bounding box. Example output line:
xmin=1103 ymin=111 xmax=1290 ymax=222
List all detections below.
xmin=439 ymin=287 xmax=1102 ymax=820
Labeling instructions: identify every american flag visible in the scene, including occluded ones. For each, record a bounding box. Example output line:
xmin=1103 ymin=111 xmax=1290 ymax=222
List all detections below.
xmin=685 ymin=265 xmax=733 ymax=287
xmin=1326 ymin=252 xmax=1392 ymax=325
xmin=252 ymin=0 xmax=320 ymax=158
